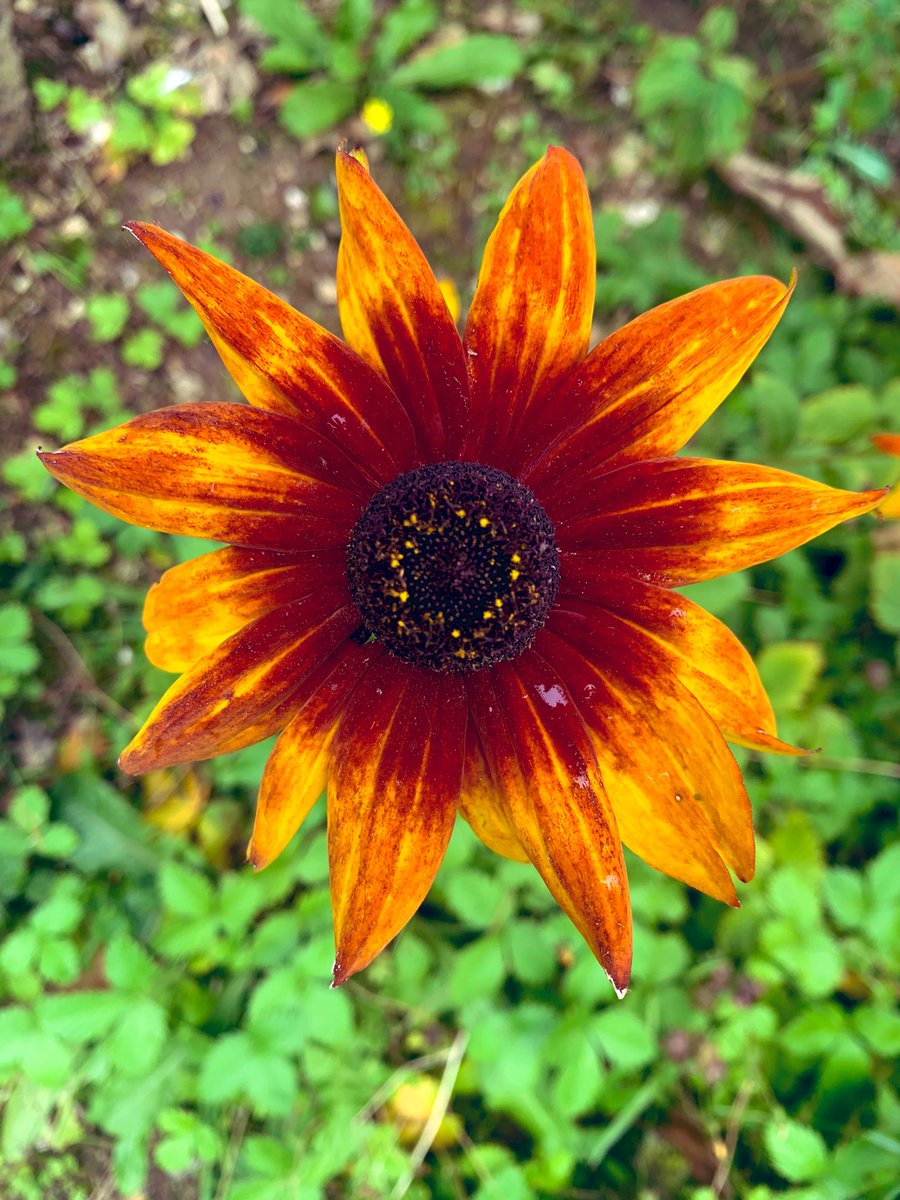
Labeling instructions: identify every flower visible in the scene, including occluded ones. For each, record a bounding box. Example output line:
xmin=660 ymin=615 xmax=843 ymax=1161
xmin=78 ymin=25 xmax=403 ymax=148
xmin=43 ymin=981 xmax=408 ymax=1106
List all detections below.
xmin=361 ymin=98 xmax=394 ymax=137
xmin=39 ymin=147 xmax=886 ymax=994
xmin=872 ymin=435 xmax=900 ymax=518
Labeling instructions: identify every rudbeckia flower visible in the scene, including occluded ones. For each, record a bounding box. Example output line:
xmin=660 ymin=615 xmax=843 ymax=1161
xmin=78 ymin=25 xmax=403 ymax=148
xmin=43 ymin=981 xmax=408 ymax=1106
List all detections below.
xmin=40 ymin=147 xmax=886 ymax=995
xmin=872 ymin=435 xmax=900 ymax=517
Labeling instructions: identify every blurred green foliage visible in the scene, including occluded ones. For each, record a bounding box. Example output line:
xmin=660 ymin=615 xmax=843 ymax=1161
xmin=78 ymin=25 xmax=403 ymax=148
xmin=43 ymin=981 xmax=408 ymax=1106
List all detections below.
xmin=1 ymin=0 xmax=899 ymax=1197
xmin=240 ymin=0 xmax=525 ymax=139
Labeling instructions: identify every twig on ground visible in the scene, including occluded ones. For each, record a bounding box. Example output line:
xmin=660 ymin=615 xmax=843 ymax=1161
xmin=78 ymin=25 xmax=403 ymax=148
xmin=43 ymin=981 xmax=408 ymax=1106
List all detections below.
xmin=391 ymin=1031 xmax=468 ymax=1199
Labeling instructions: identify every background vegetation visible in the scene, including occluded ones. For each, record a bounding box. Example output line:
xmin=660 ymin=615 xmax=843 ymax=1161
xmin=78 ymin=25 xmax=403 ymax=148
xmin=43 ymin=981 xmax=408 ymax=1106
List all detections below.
xmin=1 ymin=1 xmax=898 ymax=1197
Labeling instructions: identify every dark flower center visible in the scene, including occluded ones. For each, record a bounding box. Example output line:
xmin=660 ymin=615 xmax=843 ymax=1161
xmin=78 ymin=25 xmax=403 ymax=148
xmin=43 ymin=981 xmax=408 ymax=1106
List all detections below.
xmin=347 ymin=462 xmax=560 ymax=673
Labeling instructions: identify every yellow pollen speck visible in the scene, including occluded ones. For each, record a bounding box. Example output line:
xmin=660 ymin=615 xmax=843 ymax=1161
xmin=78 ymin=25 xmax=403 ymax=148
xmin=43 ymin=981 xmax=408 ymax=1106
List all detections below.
xmin=409 ymin=514 xmax=418 ymax=524
xmin=404 ymin=540 xmax=414 ymax=549
xmin=398 ymin=591 xmax=408 ymax=603
xmin=494 ymin=598 xmax=503 ymax=608
xmin=479 ymin=517 xmax=490 ymax=527
xmin=511 ymin=553 xmax=521 ymax=563
xmin=451 ymin=629 xmax=461 ymax=638
xmin=483 ymin=610 xmax=493 ymax=620
xmin=455 ymin=508 xmax=466 ymax=518
xmin=510 ymin=569 xmax=520 ymax=581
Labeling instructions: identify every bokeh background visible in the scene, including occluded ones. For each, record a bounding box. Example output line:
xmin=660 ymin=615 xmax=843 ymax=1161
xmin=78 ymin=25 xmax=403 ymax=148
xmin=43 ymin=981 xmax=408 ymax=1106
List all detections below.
xmin=1 ymin=1 xmax=898 ymax=1198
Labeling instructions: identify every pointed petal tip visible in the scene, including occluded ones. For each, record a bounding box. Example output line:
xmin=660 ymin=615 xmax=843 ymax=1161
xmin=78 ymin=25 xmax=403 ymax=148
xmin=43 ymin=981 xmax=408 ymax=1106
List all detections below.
xmin=331 ymin=955 xmax=357 ymax=988
xmin=246 ymin=840 xmax=268 ymax=872
xmin=336 ymin=142 xmax=369 ymax=171
xmin=611 ymin=974 xmax=630 ymax=1000
xmin=117 ymin=746 xmax=141 ymax=776
xmin=122 ymin=220 xmax=154 ymax=244
xmin=734 ymin=861 xmax=756 ymax=885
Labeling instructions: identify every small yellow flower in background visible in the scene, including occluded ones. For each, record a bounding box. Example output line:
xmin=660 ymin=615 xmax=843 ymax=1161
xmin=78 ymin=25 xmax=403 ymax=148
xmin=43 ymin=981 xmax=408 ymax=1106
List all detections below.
xmin=872 ymin=435 xmax=900 ymax=517
xmin=361 ymin=97 xmax=394 ymax=136
xmin=437 ymin=276 xmax=461 ymax=324
xmin=39 ymin=147 xmax=887 ymax=995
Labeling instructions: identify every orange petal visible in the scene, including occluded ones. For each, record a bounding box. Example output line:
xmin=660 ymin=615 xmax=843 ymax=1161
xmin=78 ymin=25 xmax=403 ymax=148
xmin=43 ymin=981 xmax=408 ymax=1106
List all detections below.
xmin=872 ymin=434 xmax=900 ymax=457
xmin=144 ymin=546 xmax=345 ymax=673
xmin=335 ymin=151 xmax=469 ymax=460
xmin=467 ymin=651 xmax=632 ymax=995
xmin=248 ymin=641 xmax=376 ymax=870
xmin=124 ymin=221 xmax=415 ymax=483
xmin=458 ymin=727 xmax=528 ymax=863
xmin=541 ymin=619 xmax=752 ymax=893
xmin=556 ymin=458 xmax=887 ymax=584
xmin=558 ymin=572 xmax=803 ymax=755
xmin=119 ymin=594 xmax=357 ymax=773
xmin=328 ymin=656 xmax=466 ymax=984
xmin=521 ymin=274 xmax=793 ymax=485
xmin=465 ymin=147 xmax=595 ymax=462
xmin=39 ymin=404 xmax=364 ymax=550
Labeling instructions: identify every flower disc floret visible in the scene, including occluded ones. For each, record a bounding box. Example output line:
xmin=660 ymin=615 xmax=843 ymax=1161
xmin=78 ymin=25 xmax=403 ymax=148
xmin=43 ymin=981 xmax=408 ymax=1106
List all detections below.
xmin=347 ymin=462 xmax=560 ymax=672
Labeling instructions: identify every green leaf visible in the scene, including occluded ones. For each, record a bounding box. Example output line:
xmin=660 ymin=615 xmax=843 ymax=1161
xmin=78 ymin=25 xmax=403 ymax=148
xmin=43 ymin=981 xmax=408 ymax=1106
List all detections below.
xmin=379 ymin=84 xmax=447 ymax=134
xmin=336 ymin=0 xmax=373 ymax=43
xmin=764 ymin=1118 xmax=829 ymax=1183
xmin=823 ymin=867 xmax=867 ymax=930
xmin=831 ymin=140 xmax=895 ymax=187
xmin=0 ymin=184 xmax=33 ymax=244
xmin=105 ymin=932 xmax=157 ymax=991
xmin=678 ymin=570 xmax=749 ymax=618
xmin=85 ymin=294 xmax=130 ymax=343
xmin=38 ymin=991 xmax=126 ymax=1042
xmin=744 ymin=372 xmax=800 ymax=454
xmin=699 ymin=6 xmax=738 ymax=51
xmin=3 ymin=448 xmax=56 ymax=503
xmin=761 ymin=921 xmax=844 ymax=998
xmin=135 ymin=281 xmax=205 ymax=346
xmin=551 ymin=1035 xmax=603 ymax=1118
xmin=149 ymin=114 xmax=196 ymax=166
xmin=16 ymin=1032 xmax=74 ymax=1089
xmin=870 ymin=552 xmax=900 ymax=634
xmin=503 ymin=920 xmax=558 ymax=986
xmin=799 ymin=384 xmax=875 ymax=445
xmin=241 ymin=0 xmax=329 ymax=73
xmin=279 ymin=81 xmax=357 ymax=138
xmin=448 ymin=937 xmax=506 ymax=1005
xmin=592 ymin=1008 xmax=657 ymax=1072
xmin=122 ymin=328 xmax=165 ymax=369
xmin=107 ymin=1000 xmax=168 ymax=1076
xmin=756 ymin=641 xmax=824 ymax=712
xmin=38 ymin=938 xmax=81 ymax=985
xmin=55 ymin=772 xmax=161 ymax=877
xmin=782 ymin=1005 xmax=845 ymax=1061
xmin=373 ymin=0 xmax=438 ymax=70
xmin=199 ymin=1034 xmax=297 ymax=1117
xmin=392 ymin=34 xmax=524 ymax=90
xmin=159 ymin=862 xmax=216 ymax=918
xmin=9 ymin=785 xmax=50 ymax=833
xmin=853 ymin=1006 xmax=900 ymax=1057
xmin=440 ymin=867 xmax=507 ymax=927
xmin=0 ymin=1078 xmax=57 ymax=1162
xmin=33 ymin=77 xmax=67 ymax=111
